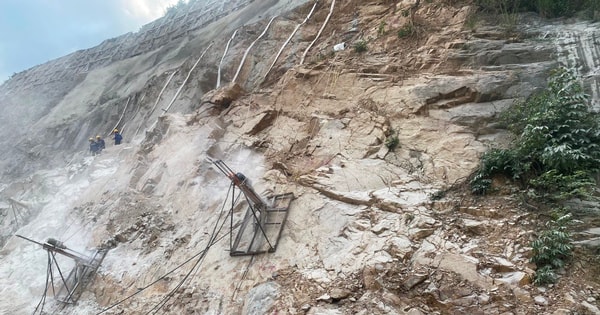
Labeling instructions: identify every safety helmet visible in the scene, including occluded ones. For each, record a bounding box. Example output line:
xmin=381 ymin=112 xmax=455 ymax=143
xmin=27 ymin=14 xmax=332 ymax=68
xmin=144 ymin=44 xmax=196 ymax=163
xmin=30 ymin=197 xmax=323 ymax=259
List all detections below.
xmin=96 ymin=135 xmax=101 ymax=139
xmin=89 ymin=138 xmax=94 ymax=141
xmin=113 ymin=129 xmax=119 ymax=133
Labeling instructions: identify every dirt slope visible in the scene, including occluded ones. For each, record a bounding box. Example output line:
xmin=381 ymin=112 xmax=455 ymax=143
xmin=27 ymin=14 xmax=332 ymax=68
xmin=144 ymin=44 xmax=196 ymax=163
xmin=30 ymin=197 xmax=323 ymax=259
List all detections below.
xmin=1 ymin=1 xmax=600 ymax=314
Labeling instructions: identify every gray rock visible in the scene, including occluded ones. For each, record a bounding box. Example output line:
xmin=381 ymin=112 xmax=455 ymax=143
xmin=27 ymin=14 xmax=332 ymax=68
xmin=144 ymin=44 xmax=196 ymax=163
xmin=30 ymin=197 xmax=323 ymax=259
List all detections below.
xmin=512 ymin=287 xmax=532 ymax=303
xmin=329 ymin=288 xmax=351 ymax=300
xmin=407 ymin=308 xmax=426 ymax=315
xmin=316 ymin=293 xmax=332 ymax=302
xmin=534 ymin=295 xmax=549 ymax=306
xmin=403 ymin=273 xmax=428 ymax=290
xmin=242 ymin=282 xmax=281 ymax=315
xmin=582 ymin=301 xmax=600 ymax=315
xmin=490 ymin=256 xmax=516 ymax=273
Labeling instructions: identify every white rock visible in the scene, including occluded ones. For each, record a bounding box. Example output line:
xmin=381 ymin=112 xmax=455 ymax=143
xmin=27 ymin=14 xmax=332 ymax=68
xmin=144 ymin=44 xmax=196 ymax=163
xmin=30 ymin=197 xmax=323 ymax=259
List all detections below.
xmin=534 ymin=295 xmax=549 ymax=306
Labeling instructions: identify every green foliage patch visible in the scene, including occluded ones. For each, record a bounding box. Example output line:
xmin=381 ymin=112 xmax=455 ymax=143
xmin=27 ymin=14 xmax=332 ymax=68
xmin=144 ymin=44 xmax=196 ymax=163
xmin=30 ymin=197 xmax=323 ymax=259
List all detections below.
xmin=397 ymin=24 xmax=414 ymax=38
xmin=354 ymin=41 xmax=368 ymax=53
xmin=470 ymin=67 xmax=600 ymax=285
xmin=531 ymin=212 xmax=573 ymax=285
xmin=474 ymin=0 xmax=597 ymax=18
xmin=471 ymin=67 xmax=600 ymax=201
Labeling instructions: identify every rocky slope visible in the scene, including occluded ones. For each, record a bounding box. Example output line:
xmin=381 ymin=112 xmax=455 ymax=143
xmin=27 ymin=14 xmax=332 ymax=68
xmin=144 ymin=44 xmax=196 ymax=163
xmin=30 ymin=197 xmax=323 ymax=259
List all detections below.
xmin=1 ymin=0 xmax=600 ymax=314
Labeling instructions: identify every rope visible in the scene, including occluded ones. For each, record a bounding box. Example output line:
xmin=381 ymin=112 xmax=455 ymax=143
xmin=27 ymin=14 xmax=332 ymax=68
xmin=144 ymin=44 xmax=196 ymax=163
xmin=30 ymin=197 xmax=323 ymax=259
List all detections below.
xmin=96 ymin=183 xmax=241 ymax=314
xmin=95 ymin=230 xmax=232 ymax=315
xmin=107 ymin=97 xmax=131 ymax=138
xmin=231 ymin=255 xmax=254 ymax=301
xmin=145 ymin=184 xmax=237 ymax=314
xmin=163 ymin=42 xmax=214 ymax=114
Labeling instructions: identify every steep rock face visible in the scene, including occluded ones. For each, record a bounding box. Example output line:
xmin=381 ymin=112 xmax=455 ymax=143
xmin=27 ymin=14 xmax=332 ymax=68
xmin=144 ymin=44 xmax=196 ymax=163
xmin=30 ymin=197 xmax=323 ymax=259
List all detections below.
xmin=1 ymin=1 xmax=600 ymax=315
xmin=0 ymin=0 xmax=310 ymax=177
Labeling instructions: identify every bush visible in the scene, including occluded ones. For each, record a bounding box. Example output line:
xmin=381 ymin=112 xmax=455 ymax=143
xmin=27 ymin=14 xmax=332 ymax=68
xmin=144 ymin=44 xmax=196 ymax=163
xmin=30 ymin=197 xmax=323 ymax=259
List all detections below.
xmin=470 ymin=67 xmax=600 ymax=201
xmin=378 ymin=21 xmax=387 ymax=36
xmin=397 ymin=24 xmax=413 ymax=38
xmin=475 ymin=0 xmax=591 ymax=18
xmin=354 ymin=41 xmax=368 ymax=53
xmin=528 ymin=170 xmax=595 ymax=202
xmin=533 ymin=265 xmax=558 ymax=286
xmin=471 ymin=68 xmax=596 ymax=287
xmin=385 ymin=135 xmax=399 ymax=151
xmin=531 ymin=212 xmax=573 ymax=285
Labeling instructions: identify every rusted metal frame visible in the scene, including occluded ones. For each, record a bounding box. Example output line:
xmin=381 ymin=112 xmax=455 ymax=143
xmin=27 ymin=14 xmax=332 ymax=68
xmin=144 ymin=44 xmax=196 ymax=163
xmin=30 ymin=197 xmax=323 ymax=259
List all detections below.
xmin=267 ymin=193 xmax=294 ymax=252
xmin=243 ymin=195 xmax=273 ymax=253
xmin=48 ymin=252 xmax=57 ymax=297
xmin=49 ymin=251 xmax=73 ymax=303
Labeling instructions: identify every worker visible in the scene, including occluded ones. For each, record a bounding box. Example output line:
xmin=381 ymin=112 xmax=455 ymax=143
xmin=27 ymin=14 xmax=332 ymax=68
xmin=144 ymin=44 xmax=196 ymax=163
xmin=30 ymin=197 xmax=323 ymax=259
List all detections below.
xmin=89 ymin=138 xmax=99 ymax=155
xmin=113 ymin=129 xmax=123 ymax=145
xmin=96 ymin=135 xmax=105 ymax=151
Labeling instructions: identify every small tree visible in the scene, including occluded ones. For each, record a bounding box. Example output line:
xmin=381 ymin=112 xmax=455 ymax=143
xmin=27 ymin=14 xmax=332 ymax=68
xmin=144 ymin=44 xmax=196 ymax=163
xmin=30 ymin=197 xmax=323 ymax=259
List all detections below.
xmin=354 ymin=41 xmax=368 ymax=53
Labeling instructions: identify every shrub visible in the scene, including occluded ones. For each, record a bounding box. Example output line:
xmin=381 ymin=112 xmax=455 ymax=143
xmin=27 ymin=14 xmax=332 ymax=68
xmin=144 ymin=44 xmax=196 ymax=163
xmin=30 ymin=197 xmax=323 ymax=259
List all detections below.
xmin=533 ymin=265 xmax=557 ymax=286
xmin=385 ymin=135 xmax=399 ymax=151
xmin=397 ymin=24 xmax=413 ymax=38
xmin=354 ymin=41 xmax=368 ymax=53
xmin=475 ymin=0 xmax=591 ymax=18
xmin=470 ymin=67 xmax=600 ymax=200
xmin=528 ymin=170 xmax=596 ymax=202
xmin=378 ymin=21 xmax=387 ymax=36
xmin=531 ymin=212 xmax=573 ymax=285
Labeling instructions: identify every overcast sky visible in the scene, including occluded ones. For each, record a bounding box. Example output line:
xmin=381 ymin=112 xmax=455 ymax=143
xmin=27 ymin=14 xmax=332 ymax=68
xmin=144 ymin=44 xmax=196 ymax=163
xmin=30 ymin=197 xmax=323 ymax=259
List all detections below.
xmin=0 ymin=0 xmax=184 ymax=83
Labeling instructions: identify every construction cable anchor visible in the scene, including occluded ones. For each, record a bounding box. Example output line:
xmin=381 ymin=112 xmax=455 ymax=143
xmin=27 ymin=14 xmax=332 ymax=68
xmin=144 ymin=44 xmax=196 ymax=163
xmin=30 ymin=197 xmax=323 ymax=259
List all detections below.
xmin=208 ymin=158 xmax=294 ymax=256
xmin=16 ymin=235 xmax=108 ymax=306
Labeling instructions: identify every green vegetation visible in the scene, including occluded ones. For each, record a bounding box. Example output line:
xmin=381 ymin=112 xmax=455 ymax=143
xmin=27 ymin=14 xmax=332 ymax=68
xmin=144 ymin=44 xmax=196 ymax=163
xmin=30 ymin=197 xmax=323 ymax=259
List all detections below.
xmin=470 ymin=67 xmax=600 ymax=284
xmin=474 ymin=0 xmax=599 ymax=19
xmin=354 ymin=41 xmax=368 ymax=53
xmin=397 ymin=24 xmax=414 ymax=38
xmin=471 ymin=67 xmax=600 ymax=199
xmin=531 ymin=212 xmax=573 ymax=285
xmin=378 ymin=21 xmax=387 ymax=37
xmin=385 ymin=135 xmax=399 ymax=151
xmin=385 ymin=129 xmax=400 ymax=151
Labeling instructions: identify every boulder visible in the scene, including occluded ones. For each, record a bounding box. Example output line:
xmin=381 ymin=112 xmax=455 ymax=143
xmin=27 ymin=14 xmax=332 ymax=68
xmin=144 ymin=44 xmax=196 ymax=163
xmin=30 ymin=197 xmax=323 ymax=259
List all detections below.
xmin=242 ymin=282 xmax=281 ymax=315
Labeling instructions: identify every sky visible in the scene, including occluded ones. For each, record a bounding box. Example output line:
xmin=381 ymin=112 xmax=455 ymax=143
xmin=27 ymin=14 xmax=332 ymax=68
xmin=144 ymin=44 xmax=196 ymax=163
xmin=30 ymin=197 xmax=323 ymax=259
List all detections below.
xmin=0 ymin=0 xmax=185 ymax=83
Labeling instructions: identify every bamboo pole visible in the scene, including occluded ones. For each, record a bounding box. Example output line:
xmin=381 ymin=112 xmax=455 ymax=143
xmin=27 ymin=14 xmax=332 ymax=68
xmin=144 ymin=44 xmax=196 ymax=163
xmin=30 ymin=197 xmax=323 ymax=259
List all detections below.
xmin=163 ymin=42 xmax=214 ymax=114
xmin=263 ymin=1 xmax=318 ymax=80
xmin=134 ymin=71 xmax=178 ymax=136
xmin=217 ymin=30 xmax=239 ymax=89
xmin=108 ymin=96 xmax=130 ymax=137
xmin=149 ymin=71 xmax=178 ymax=117
xmin=300 ymin=0 xmax=335 ymax=65
xmin=232 ymin=16 xmax=278 ymax=84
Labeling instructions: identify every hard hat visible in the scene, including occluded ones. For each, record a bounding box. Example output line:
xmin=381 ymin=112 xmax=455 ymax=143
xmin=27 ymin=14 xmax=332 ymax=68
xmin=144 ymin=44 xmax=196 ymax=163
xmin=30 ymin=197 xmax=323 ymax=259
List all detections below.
xmin=96 ymin=135 xmax=101 ymax=139
xmin=89 ymin=138 xmax=94 ymax=141
xmin=113 ymin=129 xmax=119 ymax=133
